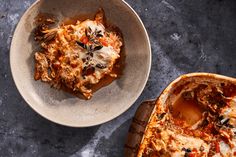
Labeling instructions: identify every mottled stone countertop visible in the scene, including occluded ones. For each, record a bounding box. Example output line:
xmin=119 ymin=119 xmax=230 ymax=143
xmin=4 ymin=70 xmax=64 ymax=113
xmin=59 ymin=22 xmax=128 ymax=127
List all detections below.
xmin=0 ymin=0 xmax=236 ymax=156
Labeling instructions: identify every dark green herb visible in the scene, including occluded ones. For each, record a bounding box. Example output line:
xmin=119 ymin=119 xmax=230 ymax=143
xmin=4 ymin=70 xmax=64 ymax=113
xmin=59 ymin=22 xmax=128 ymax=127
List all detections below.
xmin=200 ymin=146 xmax=204 ymax=151
xmin=76 ymin=41 xmax=86 ymax=49
xmin=90 ymin=38 xmax=99 ymax=44
xmin=96 ymin=34 xmax=103 ymax=37
xmin=89 ymin=53 xmax=93 ymax=57
xmin=221 ymin=118 xmax=230 ymax=125
xmin=93 ymin=45 xmax=103 ymax=51
xmin=96 ymin=64 xmax=106 ymax=69
xmin=87 ymin=45 xmax=93 ymax=53
xmin=158 ymin=113 xmax=166 ymax=120
xmin=186 ymin=148 xmax=191 ymax=153
xmin=85 ymin=28 xmax=88 ymax=37
xmin=82 ymin=66 xmax=95 ymax=76
xmin=88 ymin=27 xmax=92 ymax=33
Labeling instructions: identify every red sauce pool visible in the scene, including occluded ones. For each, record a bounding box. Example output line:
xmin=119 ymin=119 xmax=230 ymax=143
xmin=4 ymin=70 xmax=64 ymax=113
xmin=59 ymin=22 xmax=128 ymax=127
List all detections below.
xmin=171 ymin=95 xmax=205 ymax=127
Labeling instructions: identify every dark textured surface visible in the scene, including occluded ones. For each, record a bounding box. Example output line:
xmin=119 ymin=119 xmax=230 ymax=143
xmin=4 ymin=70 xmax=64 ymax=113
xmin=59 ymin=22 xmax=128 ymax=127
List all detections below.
xmin=0 ymin=0 xmax=236 ymax=156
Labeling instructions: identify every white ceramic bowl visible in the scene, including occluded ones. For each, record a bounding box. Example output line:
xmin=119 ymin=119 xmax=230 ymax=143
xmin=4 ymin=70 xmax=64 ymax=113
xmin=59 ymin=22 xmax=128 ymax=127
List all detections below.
xmin=10 ymin=0 xmax=151 ymax=127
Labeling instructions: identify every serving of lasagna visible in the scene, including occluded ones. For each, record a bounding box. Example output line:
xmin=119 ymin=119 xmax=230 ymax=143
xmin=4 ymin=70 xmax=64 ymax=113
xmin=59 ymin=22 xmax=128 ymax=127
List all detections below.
xmin=33 ymin=9 xmax=123 ymax=99
xmin=137 ymin=75 xmax=236 ymax=157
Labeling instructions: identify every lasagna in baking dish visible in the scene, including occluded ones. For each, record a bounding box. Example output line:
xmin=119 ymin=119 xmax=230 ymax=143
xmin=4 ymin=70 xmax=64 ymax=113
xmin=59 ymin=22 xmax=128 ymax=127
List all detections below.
xmin=138 ymin=78 xmax=236 ymax=157
xmin=33 ymin=9 xmax=123 ymax=99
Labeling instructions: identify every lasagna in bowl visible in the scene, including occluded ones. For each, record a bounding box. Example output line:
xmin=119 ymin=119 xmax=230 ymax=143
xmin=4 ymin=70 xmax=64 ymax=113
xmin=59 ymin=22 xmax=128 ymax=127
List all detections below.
xmin=34 ymin=9 xmax=123 ymax=99
xmin=135 ymin=74 xmax=236 ymax=157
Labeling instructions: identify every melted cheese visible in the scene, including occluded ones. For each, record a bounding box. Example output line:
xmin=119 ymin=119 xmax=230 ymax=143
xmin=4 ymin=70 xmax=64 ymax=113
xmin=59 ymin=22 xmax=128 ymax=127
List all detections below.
xmin=73 ymin=20 xmax=120 ymax=83
xmin=34 ymin=15 xmax=122 ymax=99
xmin=138 ymin=82 xmax=236 ymax=157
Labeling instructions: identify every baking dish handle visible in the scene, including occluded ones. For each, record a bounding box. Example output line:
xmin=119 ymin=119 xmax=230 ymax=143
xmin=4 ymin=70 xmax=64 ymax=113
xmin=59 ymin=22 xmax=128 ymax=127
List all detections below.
xmin=124 ymin=99 xmax=156 ymax=157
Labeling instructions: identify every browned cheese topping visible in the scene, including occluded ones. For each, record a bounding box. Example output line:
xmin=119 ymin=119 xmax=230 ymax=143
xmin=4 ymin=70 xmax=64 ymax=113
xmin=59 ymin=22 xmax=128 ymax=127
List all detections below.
xmin=139 ymin=81 xmax=236 ymax=157
xmin=34 ymin=9 xmax=123 ymax=99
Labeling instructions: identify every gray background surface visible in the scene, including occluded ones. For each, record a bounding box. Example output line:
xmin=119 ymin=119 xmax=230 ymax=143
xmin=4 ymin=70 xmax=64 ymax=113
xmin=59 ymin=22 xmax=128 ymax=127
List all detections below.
xmin=0 ymin=0 xmax=236 ymax=156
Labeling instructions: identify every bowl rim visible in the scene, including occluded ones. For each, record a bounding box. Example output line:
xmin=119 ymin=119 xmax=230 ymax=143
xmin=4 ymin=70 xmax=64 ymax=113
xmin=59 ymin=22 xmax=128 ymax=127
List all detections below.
xmin=10 ymin=0 xmax=152 ymax=127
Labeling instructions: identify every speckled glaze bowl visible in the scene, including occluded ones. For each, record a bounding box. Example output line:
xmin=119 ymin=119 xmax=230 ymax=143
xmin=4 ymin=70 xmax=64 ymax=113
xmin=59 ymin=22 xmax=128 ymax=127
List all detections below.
xmin=10 ymin=0 xmax=151 ymax=127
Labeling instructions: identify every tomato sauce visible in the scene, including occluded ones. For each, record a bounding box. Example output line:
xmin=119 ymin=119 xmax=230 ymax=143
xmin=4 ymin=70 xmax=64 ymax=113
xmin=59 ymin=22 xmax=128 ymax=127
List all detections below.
xmin=171 ymin=94 xmax=205 ymax=127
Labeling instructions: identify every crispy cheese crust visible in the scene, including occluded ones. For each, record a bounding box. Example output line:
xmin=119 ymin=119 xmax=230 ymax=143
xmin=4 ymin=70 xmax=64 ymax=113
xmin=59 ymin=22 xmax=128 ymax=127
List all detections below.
xmin=138 ymin=81 xmax=236 ymax=157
